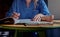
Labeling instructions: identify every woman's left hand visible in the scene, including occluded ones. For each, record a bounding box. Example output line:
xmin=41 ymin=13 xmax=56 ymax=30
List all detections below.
xmin=32 ymin=14 xmax=54 ymax=22
xmin=32 ymin=14 xmax=44 ymax=21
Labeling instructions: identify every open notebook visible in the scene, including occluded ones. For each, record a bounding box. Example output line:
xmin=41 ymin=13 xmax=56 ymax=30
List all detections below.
xmin=14 ymin=19 xmax=53 ymax=25
xmin=0 ymin=18 xmax=53 ymax=25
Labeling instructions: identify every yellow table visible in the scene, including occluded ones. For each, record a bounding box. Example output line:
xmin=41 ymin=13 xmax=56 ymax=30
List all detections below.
xmin=0 ymin=20 xmax=60 ymax=37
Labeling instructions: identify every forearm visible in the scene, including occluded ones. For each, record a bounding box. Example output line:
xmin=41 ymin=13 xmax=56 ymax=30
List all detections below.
xmin=41 ymin=15 xmax=54 ymax=22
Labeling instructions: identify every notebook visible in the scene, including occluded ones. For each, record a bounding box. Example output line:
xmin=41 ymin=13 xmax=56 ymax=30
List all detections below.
xmin=0 ymin=18 xmax=53 ymax=26
xmin=14 ymin=19 xmax=53 ymax=25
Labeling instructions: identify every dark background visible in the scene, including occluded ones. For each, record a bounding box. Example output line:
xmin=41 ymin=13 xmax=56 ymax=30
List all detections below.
xmin=0 ymin=0 xmax=48 ymax=19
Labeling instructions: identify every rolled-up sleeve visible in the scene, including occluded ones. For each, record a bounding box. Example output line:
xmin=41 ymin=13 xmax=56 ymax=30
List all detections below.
xmin=38 ymin=0 xmax=51 ymax=15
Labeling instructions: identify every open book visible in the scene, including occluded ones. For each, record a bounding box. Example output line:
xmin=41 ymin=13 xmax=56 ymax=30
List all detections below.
xmin=0 ymin=18 xmax=53 ymax=25
xmin=14 ymin=18 xmax=53 ymax=25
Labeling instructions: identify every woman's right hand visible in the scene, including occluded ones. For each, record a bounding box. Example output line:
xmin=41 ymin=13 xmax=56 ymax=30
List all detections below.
xmin=11 ymin=12 xmax=20 ymax=19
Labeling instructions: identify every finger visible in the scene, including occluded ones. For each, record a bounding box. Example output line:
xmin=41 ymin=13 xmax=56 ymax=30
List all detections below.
xmin=33 ymin=15 xmax=36 ymax=21
xmin=33 ymin=15 xmax=38 ymax=21
xmin=13 ymin=12 xmax=20 ymax=17
xmin=11 ymin=14 xmax=19 ymax=19
xmin=36 ymin=17 xmax=39 ymax=21
xmin=36 ymin=16 xmax=41 ymax=21
xmin=13 ymin=12 xmax=17 ymax=15
xmin=33 ymin=15 xmax=37 ymax=19
xmin=34 ymin=16 xmax=39 ymax=21
xmin=13 ymin=15 xmax=19 ymax=19
xmin=38 ymin=17 xmax=41 ymax=21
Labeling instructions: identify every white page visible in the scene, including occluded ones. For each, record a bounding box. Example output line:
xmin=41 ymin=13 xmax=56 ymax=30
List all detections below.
xmin=14 ymin=19 xmax=53 ymax=25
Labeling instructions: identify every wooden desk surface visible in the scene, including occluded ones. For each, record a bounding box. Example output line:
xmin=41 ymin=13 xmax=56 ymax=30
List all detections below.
xmin=0 ymin=20 xmax=60 ymax=28
xmin=0 ymin=20 xmax=59 ymax=31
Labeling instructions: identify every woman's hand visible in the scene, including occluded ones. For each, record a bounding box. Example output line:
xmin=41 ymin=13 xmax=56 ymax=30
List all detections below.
xmin=32 ymin=14 xmax=44 ymax=21
xmin=11 ymin=12 xmax=20 ymax=19
xmin=32 ymin=14 xmax=54 ymax=22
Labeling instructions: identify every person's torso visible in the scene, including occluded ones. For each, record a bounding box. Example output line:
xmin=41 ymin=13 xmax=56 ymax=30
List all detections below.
xmin=15 ymin=0 xmax=40 ymax=19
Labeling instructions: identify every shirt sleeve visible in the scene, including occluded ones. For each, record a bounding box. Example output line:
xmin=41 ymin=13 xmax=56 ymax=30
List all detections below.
xmin=38 ymin=0 xmax=51 ymax=16
xmin=5 ymin=0 xmax=20 ymax=17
